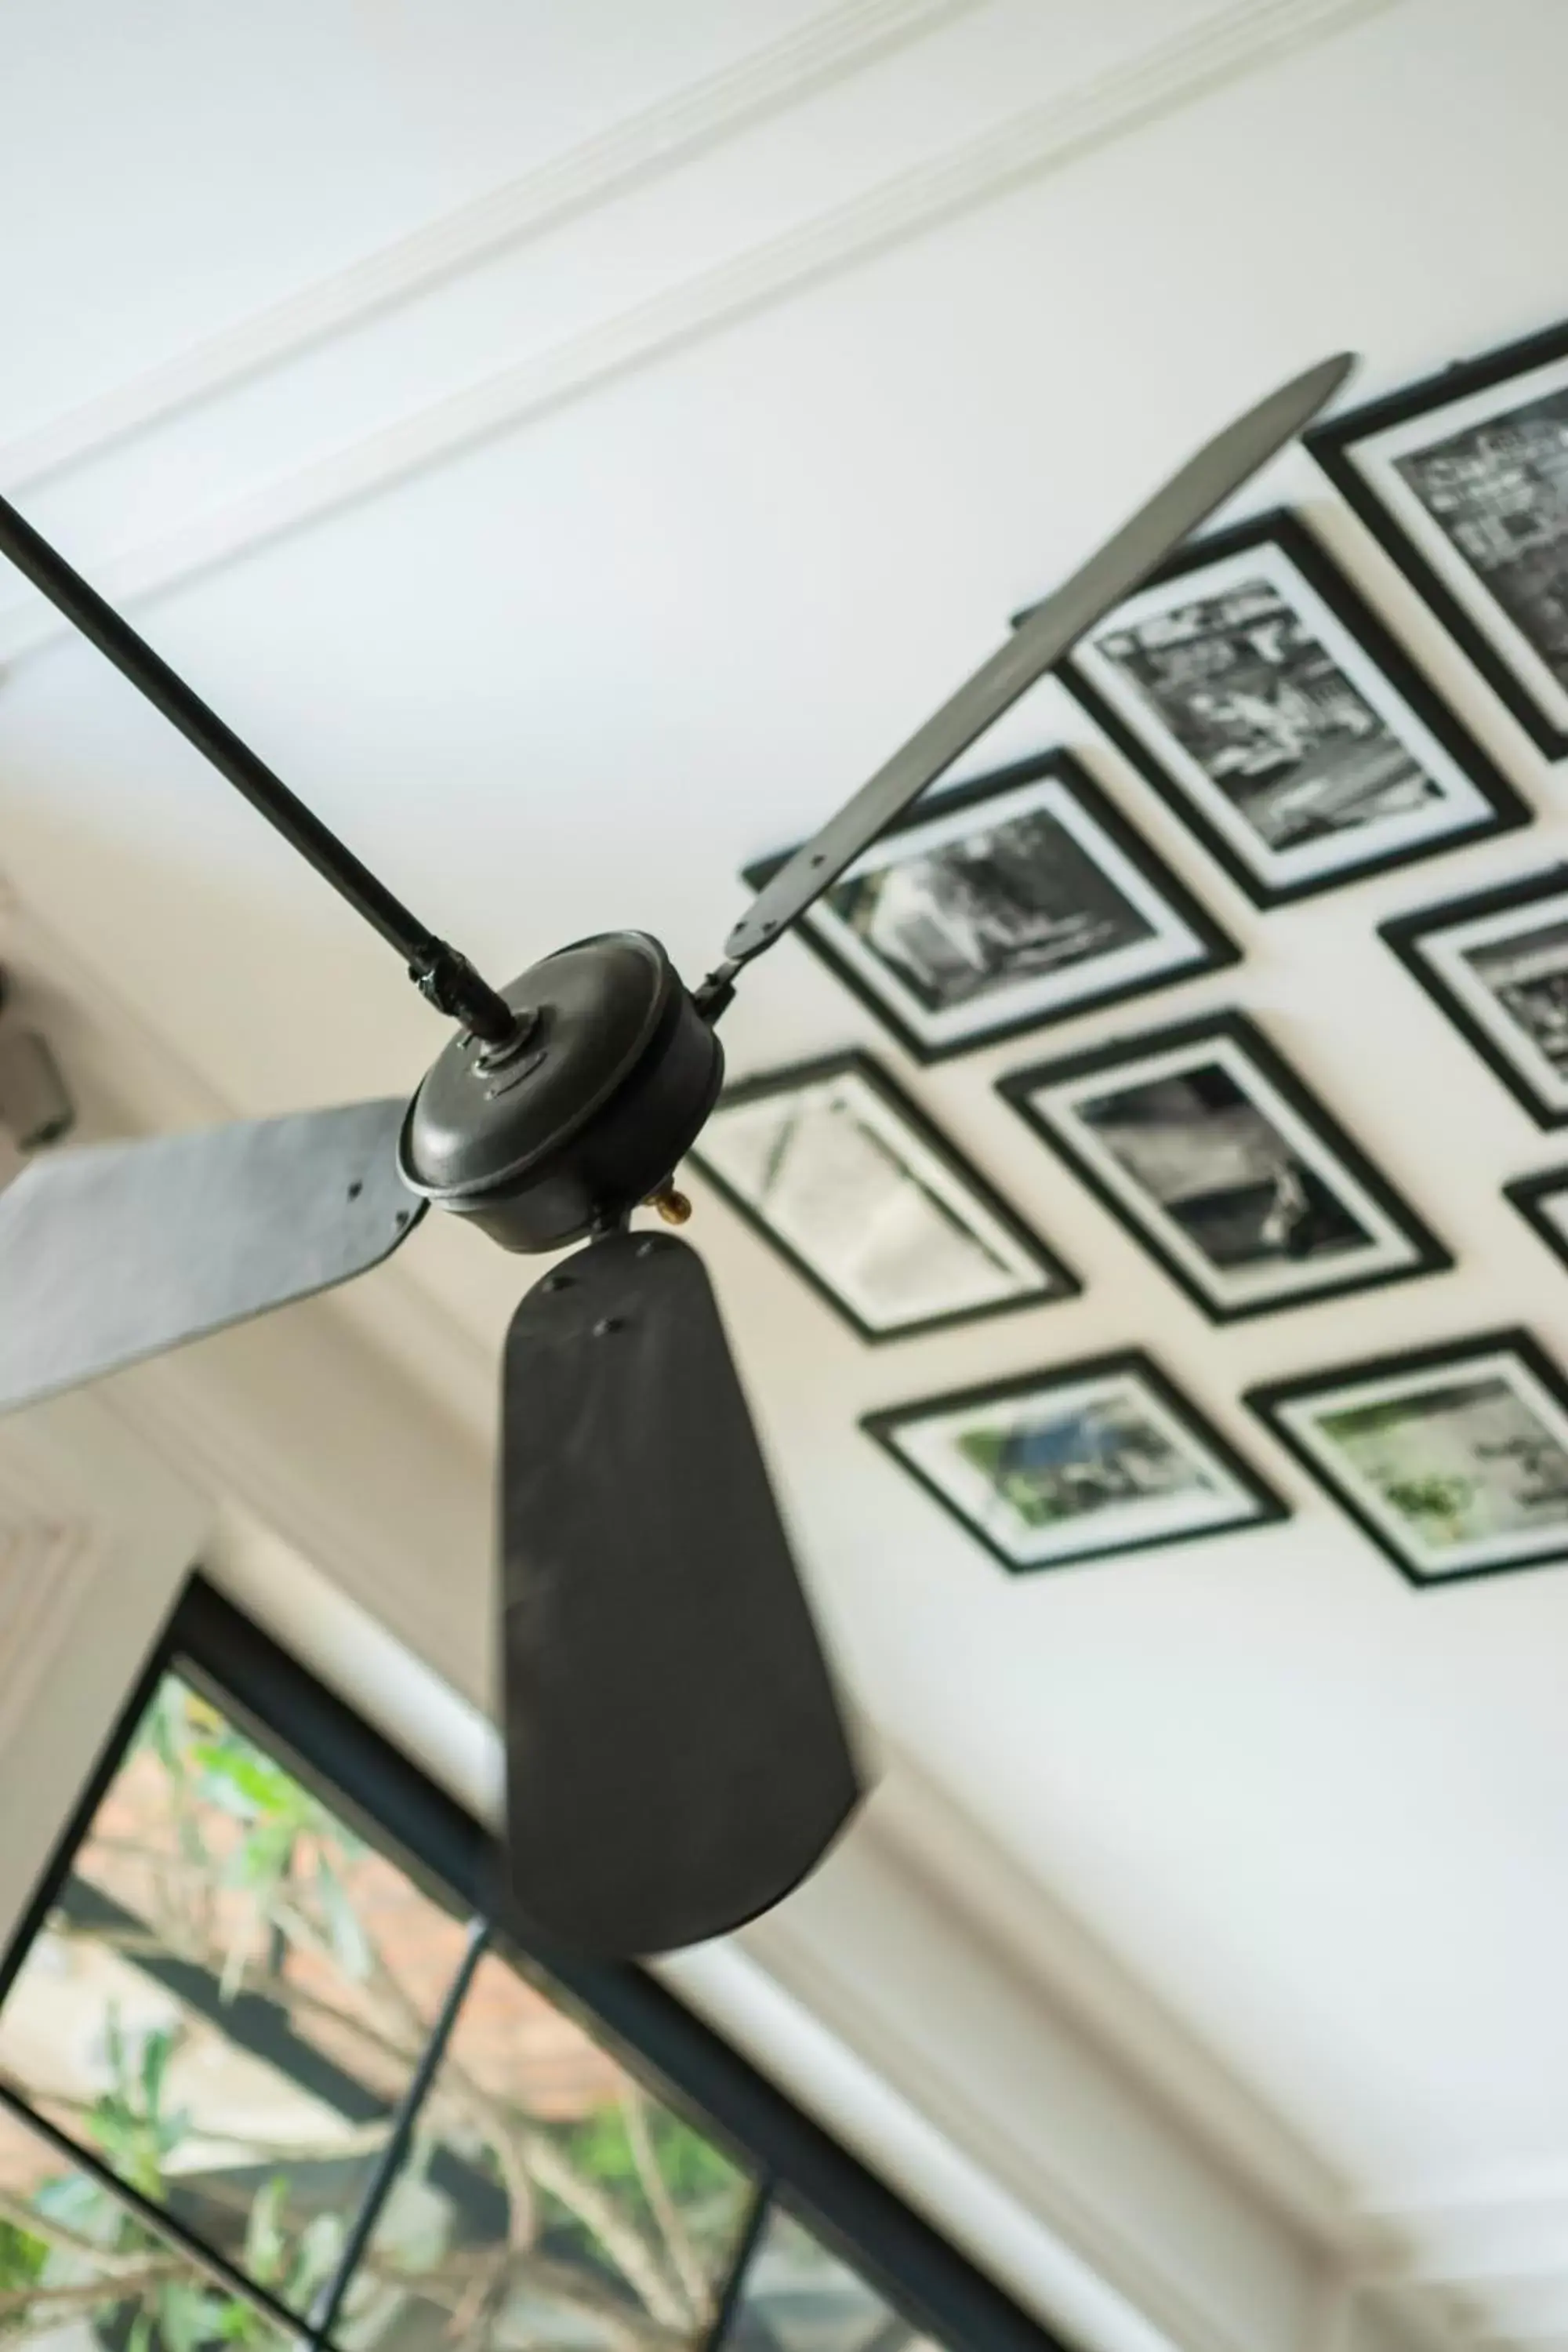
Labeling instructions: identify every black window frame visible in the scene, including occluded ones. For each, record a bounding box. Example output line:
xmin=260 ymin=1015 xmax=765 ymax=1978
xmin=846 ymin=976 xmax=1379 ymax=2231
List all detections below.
xmin=0 ymin=1571 xmax=1069 ymax=2352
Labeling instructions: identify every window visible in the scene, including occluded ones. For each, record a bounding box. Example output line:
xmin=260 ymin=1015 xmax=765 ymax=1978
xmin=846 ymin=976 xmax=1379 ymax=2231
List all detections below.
xmin=0 ymin=1580 xmax=1058 ymax=2352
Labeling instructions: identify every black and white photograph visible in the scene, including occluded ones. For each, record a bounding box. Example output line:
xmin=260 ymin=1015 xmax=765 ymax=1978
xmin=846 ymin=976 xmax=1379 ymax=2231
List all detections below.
xmin=1309 ymin=318 xmax=1568 ymax=756
xmin=1382 ymin=868 xmax=1568 ymax=1127
xmin=1248 ymin=1331 xmax=1568 ymax=1586
xmin=1504 ymin=1165 xmax=1568 ymax=1274
xmin=741 ymin=750 xmax=1238 ymax=1062
xmin=691 ymin=1051 xmax=1076 ymax=1341
xmin=1061 ymin=510 xmax=1528 ymax=906
xmin=997 ymin=1012 xmax=1449 ymax=1320
xmin=864 ymin=1351 xmax=1284 ymax=1573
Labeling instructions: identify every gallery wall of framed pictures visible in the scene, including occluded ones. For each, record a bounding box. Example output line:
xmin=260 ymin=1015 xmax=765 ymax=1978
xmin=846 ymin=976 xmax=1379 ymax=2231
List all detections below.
xmin=707 ymin=309 xmax=1568 ymax=1593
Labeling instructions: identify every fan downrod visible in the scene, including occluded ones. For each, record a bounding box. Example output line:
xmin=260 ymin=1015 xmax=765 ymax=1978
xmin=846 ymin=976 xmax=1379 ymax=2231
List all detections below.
xmin=397 ymin=931 xmax=721 ymax=1253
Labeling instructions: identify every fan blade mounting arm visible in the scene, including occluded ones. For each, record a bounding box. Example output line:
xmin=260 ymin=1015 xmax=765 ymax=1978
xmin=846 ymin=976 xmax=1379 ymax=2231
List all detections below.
xmin=0 ymin=493 xmax=515 ymax=1044
xmin=0 ymin=1099 xmax=423 ymax=1416
xmin=499 ymin=1229 xmax=862 ymax=1959
xmin=720 ymin=351 xmax=1356 ymax=973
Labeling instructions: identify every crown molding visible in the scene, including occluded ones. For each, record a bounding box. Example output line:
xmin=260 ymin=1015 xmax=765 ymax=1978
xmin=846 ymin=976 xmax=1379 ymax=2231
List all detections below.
xmin=730 ymin=1806 xmax=1457 ymax=2352
xmin=0 ymin=0 xmax=1398 ymax=663
xmin=865 ymin=1751 xmax=1350 ymax=2243
xmin=0 ymin=1454 xmax=103 ymax=1760
xmin=1352 ymin=2190 xmax=1568 ymax=2352
xmin=0 ymin=0 xmax=982 ymax=496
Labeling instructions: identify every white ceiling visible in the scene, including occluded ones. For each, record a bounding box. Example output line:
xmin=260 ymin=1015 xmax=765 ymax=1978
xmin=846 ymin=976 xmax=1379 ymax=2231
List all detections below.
xmin=4 ymin=1 xmax=1568 ymax=2346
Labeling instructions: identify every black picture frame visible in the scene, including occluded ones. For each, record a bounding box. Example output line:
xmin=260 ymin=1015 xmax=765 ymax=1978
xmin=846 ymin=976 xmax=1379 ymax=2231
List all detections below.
xmin=1381 ymin=865 xmax=1568 ymax=1129
xmin=997 ymin=1011 xmax=1450 ymax=1323
xmin=691 ymin=1050 xmax=1077 ymax=1343
xmin=1504 ymin=1165 xmax=1568 ymax=1270
xmin=741 ymin=748 xmax=1238 ymax=1064
xmin=1247 ymin=1327 xmax=1568 ymax=1588
xmin=1308 ymin=318 xmax=1568 ymax=758
xmin=862 ymin=1347 xmax=1286 ymax=1575
xmin=1058 ymin=508 xmax=1530 ymax=909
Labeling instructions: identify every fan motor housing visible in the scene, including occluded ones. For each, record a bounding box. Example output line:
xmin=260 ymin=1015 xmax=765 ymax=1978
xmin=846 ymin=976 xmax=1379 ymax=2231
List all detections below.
xmin=398 ymin=931 xmax=721 ymax=1253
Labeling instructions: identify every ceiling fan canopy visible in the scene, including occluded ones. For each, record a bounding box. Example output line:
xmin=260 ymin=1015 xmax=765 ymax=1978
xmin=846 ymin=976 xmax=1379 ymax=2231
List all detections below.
xmin=0 ymin=350 xmax=1356 ymax=1960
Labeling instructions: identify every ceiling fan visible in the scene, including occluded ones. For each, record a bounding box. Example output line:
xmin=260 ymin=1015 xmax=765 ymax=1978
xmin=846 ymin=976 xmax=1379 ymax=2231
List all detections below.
xmin=0 ymin=353 xmax=1353 ymax=1959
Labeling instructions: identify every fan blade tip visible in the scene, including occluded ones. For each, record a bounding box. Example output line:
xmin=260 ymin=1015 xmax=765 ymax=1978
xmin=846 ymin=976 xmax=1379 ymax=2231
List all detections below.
xmin=506 ymin=1791 xmax=865 ymax=1962
xmin=1283 ymin=350 xmax=1358 ymax=423
xmin=1310 ymin=348 xmax=1359 ymax=396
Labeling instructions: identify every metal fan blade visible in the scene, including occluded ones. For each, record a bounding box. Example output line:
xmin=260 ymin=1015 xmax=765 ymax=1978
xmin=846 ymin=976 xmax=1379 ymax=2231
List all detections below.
xmin=0 ymin=1099 xmax=422 ymax=1416
xmin=499 ymin=1229 xmax=861 ymax=1958
xmin=724 ymin=350 xmax=1356 ymax=966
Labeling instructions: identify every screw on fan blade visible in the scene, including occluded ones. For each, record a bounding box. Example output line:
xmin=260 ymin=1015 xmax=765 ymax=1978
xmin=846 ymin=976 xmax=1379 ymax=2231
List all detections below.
xmin=723 ymin=352 xmax=1357 ymax=970
xmin=0 ymin=492 xmax=515 ymax=1044
xmin=0 ymin=1100 xmax=423 ymax=1416
xmin=498 ymin=1230 xmax=861 ymax=1958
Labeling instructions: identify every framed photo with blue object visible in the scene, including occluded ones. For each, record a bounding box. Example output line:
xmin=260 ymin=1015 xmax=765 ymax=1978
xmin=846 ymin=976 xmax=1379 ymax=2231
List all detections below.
xmin=863 ymin=1350 xmax=1284 ymax=1573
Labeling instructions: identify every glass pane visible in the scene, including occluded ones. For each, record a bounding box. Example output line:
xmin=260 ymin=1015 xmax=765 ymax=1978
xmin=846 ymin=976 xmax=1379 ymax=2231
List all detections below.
xmin=0 ymin=2098 xmax=295 ymax=2352
xmin=347 ymin=1950 xmax=754 ymax=2350
xmin=724 ymin=2206 xmax=939 ymax=2352
xmin=0 ymin=1675 xmax=472 ymax=2316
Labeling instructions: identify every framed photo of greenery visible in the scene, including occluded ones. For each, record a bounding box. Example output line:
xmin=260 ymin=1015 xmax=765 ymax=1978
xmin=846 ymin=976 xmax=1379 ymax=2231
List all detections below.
xmin=1247 ymin=1329 xmax=1568 ymax=1586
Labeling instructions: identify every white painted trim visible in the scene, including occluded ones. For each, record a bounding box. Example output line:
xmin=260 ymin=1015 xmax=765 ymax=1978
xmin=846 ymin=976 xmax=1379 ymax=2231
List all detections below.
xmin=664 ymin=1942 xmax=1185 ymax=2352
xmin=0 ymin=1392 xmax=209 ymax=1958
xmin=863 ymin=1753 xmax=1349 ymax=2242
xmin=0 ymin=1468 xmax=100 ymax=1762
xmin=0 ymin=0 xmax=982 ymax=494
xmin=0 ymin=0 xmax=1397 ymax=660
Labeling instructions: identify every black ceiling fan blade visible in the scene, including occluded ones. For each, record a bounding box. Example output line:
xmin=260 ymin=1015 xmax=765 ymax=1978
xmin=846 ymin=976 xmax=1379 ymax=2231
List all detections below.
xmin=499 ymin=1229 xmax=862 ymax=1958
xmin=0 ymin=1099 xmax=423 ymax=1416
xmin=724 ymin=350 xmax=1356 ymax=967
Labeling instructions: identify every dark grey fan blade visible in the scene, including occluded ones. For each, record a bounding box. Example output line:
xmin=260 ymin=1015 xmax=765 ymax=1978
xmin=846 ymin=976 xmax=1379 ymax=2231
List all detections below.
xmin=0 ymin=1099 xmax=423 ymax=1416
xmin=499 ymin=1229 xmax=861 ymax=1958
xmin=725 ymin=350 xmax=1356 ymax=966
